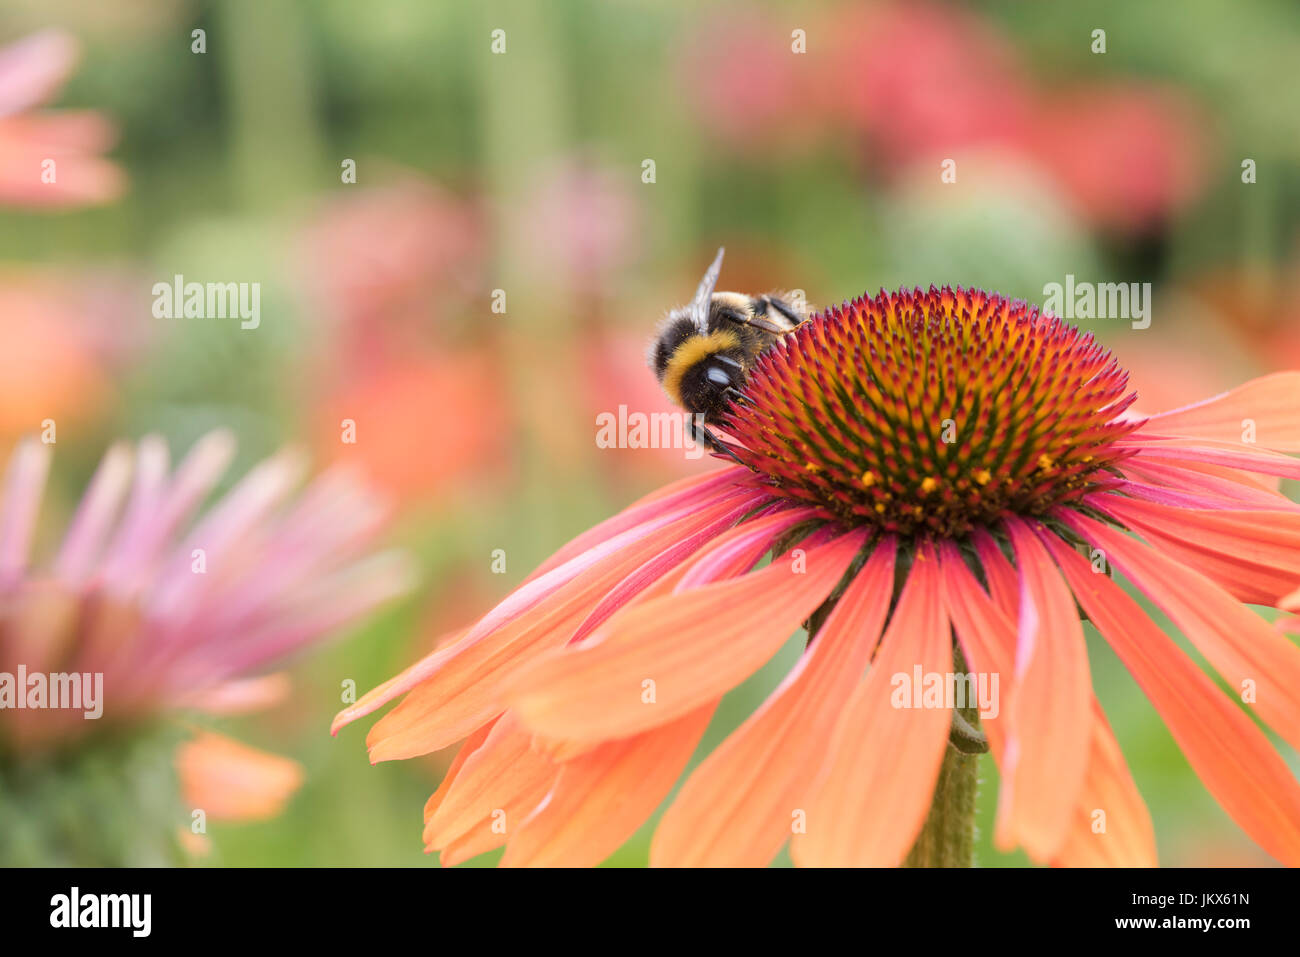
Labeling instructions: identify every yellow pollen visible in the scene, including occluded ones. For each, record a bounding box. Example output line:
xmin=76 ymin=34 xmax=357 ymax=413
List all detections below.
xmin=974 ymin=469 xmax=992 ymax=486
xmin=860 ymin=470 xmax=877 ymax=487
xmin=1037 ymin=454 xmax=1055 ymax=470
xmin=920 ymin=477 xmax=938 ymax=495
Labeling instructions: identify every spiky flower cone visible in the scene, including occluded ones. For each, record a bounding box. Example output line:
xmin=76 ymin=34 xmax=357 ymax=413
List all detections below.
xmin=727 ymin=286 xmax=1140 ymax=535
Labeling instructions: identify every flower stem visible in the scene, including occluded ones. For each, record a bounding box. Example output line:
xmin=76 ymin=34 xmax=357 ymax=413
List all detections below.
xmin=903 ymin=639 xmax=981 ymax=868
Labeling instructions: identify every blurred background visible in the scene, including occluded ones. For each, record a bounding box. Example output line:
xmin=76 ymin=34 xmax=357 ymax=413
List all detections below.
xmin=1 ymin=0 xmax=1298 ymax=866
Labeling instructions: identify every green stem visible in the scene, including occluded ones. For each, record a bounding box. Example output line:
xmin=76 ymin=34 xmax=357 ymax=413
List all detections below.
xmin=903 ymin=638 xmax=981 ymax=867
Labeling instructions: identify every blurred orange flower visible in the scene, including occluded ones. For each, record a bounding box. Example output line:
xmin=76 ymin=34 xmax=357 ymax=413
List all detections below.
xmin=315 ymin=351 xmax=510 ymax=504
xmin=0 ymin=268 xmax=151 ymax=438
xmin=176 ymin=730 xmax=304 ymax=822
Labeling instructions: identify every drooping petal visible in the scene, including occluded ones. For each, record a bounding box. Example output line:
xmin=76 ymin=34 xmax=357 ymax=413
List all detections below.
xmin=567 ymin=501 xmax=800 ymax=645
xmin=1067 ymin=506 xmax=1300 ymax=753
xmin=422 ymin=718 xmax=498 ymax=830
xmin=971 ymin=529 xmax=1018 ymax=616
xmin=1120 ymin=459 xmax=1296 ymax=511
xmin=525 ymin=465 xmax=750 ymax=581
xmin=536 ymin=508 xmax=828 ymax=764
xmin=1138 ymin=372 xmax=1300 ymax=451
xmin=1049 ymin=703 xmax=1157 ymax=868
xmin=421 ymin=712 xmax=557 ymax=864
xmin=334 ymin=487 xmax=760 ymax=749
xmin=509 ymin=528 xmax=866 ymax=748
xmin=1045 ymin=533 xmax=1300 ymax=866
xmin=998 ymin=517 xmax=1092 ymax=860
xmin=652 ymin=538 xmax=898 ymax=867
xmin=939 ymin=542 xmax=1155 ymax=867
xmin=791 ymin=542 xmax=952 ymax=867
xmin=501 ymin=705 xmax=716 ymax=867
xmin=1119 ymin=438 xmax=1300 ymax=481
xmin=1103 ymin=496 xmax=1300 ymax=605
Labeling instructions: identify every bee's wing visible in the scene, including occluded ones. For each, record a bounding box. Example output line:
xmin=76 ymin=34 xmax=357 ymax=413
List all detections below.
xmin=689 ymin=247 xmax=726 ymax=334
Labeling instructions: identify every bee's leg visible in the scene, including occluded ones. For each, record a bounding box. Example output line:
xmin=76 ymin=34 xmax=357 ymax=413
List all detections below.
xmin=723 ymin=387 xmax=755 ymax=408
xmin=686 ymin=414 xmax=743 ymax=464
xmin=765 ymin=296 xmax=806 ymax=326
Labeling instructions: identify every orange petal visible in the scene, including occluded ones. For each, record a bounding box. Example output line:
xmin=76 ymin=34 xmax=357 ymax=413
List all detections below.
xmin=331 ymin=480 xmax=753 ymax=735
xmin=525 ymin=466 xmax=749 ymax=581
xmin=510 ymin=529 xmax=866 ymax=748
xmin=971 ymin=528 xmax=1018 ymax=615
xmin=501 ymin=705 xmax=715 ymax=867
xmin=791 ymin=543 xmax=952 ymax=867
xmin=997 ymin=517 xmax=1092 ymax=860
xmin=1103 ymin=497 xmax=1300 ymax=606
xmin=940 ymin=543 xmax=1154 ymax=867
xmin=175 ymin=731 xmax=303 ymax=822
xmin=1140 ymin=372 xmax=1300 ymax=452
xmin=1068 ymin=507 xmax=1300 ymax=753
xmin=422 ymin=712 xmax=557 ymax=864
xmin=422 ymin=717 xmax=498 ymax=827
xmin=652 ymin=539 xmax=898 ymax=867
xmin=1046 ymin=533 xmax=1300 ymax=866
xmin=1050 ymin=703 xmax=1157 ymax=868
xmin=359 ymin=493 xmax=761 ymax=760
xmin=1122 ymin=459 xmax=1295 ymax=509
xmin=1134 ymin=455 xmax=1283 ymax=493
xmin=1121 ymin=439 xmax=1300 ymax=481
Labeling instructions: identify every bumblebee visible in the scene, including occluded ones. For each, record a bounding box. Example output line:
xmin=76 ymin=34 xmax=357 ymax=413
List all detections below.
xmin=648 ymin=247 xmax=810 ymax=455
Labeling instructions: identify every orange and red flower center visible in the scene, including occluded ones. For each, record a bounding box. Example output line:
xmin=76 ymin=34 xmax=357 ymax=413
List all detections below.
xmin=725 ymin=286 xmax=1141 ymax=536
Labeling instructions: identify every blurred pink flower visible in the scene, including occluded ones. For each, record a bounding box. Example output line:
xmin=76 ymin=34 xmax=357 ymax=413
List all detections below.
xmin=830 ymin=1 xmax=1033 ymax=170
xmin=0 ymin=30 xmax=125 ymax=208
xmin=1026 ymin=85 xmax=1207 ymax=235
xmin=517 ymin=157 xmax=642 ymax=296
xmin=684 ymin=2 xmax=1211 ymax=235
xmin=677 ymin=7 xmax=829 ymax=150
xmin=0 ymin=431 xmax=414 ymax=753
xmin=295 ymin=179 xmax=484 ymax=370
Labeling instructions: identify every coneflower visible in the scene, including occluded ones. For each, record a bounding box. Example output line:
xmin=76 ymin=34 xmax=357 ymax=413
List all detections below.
xmin=0 ymin=431 xmax=413 ymax=864
xmin=336 ymin=286 xmax=1300 ymax=867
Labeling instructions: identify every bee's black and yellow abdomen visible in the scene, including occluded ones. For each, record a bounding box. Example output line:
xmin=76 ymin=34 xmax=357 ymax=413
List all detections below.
xmin=659 ymin=329 xmax=744 ymax=415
